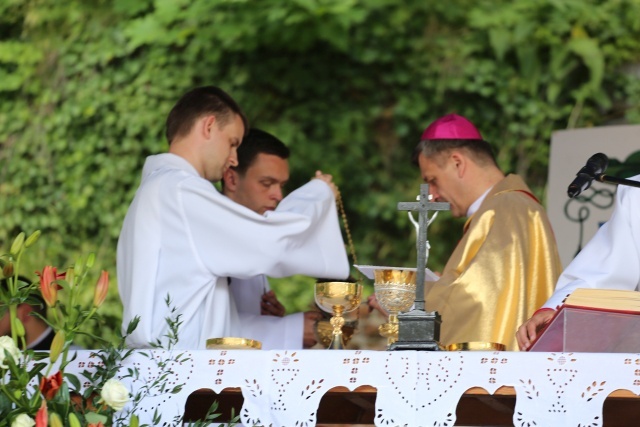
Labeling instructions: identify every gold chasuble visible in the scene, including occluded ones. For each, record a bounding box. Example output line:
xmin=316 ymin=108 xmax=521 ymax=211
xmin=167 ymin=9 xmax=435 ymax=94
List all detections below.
xmin=425 ymin=174 xmax=561 ymax=351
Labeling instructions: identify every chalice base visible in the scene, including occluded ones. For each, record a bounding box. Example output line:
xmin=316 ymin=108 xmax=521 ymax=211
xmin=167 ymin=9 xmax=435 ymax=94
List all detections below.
xmin=327 ymin=331 xmax=346 ymax=350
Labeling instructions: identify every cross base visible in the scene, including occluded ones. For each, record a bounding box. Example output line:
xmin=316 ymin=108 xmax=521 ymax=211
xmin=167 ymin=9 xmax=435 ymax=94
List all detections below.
xmin=388 ymin=309 xmax=442 ymax=351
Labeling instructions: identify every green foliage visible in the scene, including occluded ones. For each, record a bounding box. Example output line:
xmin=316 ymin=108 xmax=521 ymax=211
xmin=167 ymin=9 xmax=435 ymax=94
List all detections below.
xmin=2 ymin=0 xmax=640 ymax=329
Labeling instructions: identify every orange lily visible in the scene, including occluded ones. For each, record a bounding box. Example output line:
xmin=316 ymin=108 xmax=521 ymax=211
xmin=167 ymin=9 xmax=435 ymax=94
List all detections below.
xmin=93 ymin=270 xmax=109 ymax=308
xmin=39 ymin=266 xmax=57 ymax=307
xmin=35 ymin=401 xmax=48 ymax=427
xmin=37 ymin=266 xmax=64 ymax=307
xmin=39 ymin=371 xmax=63 ymax=400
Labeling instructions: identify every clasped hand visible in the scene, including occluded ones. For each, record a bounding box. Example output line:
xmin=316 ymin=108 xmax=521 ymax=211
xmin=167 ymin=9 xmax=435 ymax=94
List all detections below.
xmin=313 ymin=170 xmax=338 ymax=199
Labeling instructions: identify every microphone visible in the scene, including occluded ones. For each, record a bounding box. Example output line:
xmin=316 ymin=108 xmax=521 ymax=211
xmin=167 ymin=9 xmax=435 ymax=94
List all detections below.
xmin=567 ymin=153 xmax=609 ymax=198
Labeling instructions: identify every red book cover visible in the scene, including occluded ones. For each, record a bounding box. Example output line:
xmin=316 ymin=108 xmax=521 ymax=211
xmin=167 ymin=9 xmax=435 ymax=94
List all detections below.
xmin=528 ymin=304 xmax=640 ymax=353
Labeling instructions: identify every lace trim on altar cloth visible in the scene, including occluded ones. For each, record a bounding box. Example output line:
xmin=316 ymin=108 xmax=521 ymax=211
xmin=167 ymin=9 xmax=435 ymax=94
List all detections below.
xmin=64 ymin=350 xmax=640 ymax=426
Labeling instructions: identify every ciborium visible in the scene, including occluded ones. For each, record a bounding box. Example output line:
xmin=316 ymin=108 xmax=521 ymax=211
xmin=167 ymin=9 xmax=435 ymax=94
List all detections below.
xmin=314 ymin=281 xmax=363 ymax=349
xmin=374 ymin=269 xmax=416 ymax=347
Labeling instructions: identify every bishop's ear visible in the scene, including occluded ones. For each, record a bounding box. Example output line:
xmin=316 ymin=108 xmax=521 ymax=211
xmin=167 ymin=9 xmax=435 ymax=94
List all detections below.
xmin=449 ymin=151 xmax=467 ymax=178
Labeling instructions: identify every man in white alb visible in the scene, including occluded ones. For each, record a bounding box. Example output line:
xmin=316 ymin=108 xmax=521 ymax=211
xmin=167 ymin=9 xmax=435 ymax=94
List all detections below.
xmin=516 ymin=176 xmax=640 ymax=350
xmin=222 ymin=128 xmax=322 ymax=349
xmin=117 ymin=86 xmax=349 ymax=349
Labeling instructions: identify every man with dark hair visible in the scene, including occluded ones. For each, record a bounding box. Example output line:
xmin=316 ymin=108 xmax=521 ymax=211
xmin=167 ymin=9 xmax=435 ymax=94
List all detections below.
xmin=222 ymin=128 xmax=322 ymax=349
xmin=118 ymin=87 xmax=349 ymax=349
xmin=372 ymin=114 xmax=561 ymax=350
xmin=0 ymin=276 xmax=54 ymax=350
xmin=221 ymin=128 xmax=291 ymax=215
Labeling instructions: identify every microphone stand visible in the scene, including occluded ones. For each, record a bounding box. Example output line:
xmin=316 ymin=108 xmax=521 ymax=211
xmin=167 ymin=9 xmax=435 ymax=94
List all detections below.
xmin=596 ymin=174 xmax=640 ymax=189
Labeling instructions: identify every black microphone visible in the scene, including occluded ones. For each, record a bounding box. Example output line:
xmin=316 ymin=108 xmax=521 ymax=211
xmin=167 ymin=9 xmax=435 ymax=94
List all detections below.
xmin=567 ymin=153 xmax=609 ymax=198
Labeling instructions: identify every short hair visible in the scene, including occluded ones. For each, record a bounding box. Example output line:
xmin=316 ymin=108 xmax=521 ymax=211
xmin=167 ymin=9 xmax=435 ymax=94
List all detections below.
xmin=412 ymin=138 xmax=498 ymax=168
xmin=165 ymin=86 xmax=249 ymax=144
xmin=232 ymin=128 xmax=290 ymax=176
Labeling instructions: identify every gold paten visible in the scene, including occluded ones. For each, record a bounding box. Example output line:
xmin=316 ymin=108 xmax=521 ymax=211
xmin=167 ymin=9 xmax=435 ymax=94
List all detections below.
xmin=446 ymin=342 xmax=506 ymax=351
xmin=206 ymin=337 xmax=262 ymax=350
xmin=373 ymin=269 xmax=416 ymax=347
xmin=315 ymin=281 xmax=363 ymax=349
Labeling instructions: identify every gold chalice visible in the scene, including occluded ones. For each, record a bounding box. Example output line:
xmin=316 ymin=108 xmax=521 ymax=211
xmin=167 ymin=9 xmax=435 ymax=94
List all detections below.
xmin=374 ymin=269 xmax=417 ymax=347
xmin=314 ymin=281 xmax=363 ymax=349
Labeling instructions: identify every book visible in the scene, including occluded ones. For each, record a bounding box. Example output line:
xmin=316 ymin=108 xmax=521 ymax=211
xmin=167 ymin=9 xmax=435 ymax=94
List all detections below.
xmin=563 ymin=287 xmax=640 ymax=312
xmin=529 ymin=288 xmax=640 ymax=353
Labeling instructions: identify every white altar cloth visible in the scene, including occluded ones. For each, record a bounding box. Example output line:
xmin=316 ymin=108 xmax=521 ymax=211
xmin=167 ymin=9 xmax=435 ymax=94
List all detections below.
xmin=66 ymin=350 xmax=640 ymax=426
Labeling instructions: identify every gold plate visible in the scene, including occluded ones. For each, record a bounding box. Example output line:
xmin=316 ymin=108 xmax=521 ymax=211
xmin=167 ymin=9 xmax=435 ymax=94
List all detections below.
xmin=206 ymin=337 xmax=262 ymax=350
xmin=446 ymin=342 xmax=506 ymax=351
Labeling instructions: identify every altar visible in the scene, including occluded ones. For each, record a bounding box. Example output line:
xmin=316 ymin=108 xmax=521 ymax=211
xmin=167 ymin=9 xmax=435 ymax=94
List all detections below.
xmin=67 ymin=349 xmax=640 ymax=426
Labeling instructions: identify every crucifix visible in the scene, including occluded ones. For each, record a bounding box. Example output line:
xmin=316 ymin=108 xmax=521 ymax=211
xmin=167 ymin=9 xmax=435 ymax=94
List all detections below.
xmin=390 ymin=183 xmax=450 ymax=351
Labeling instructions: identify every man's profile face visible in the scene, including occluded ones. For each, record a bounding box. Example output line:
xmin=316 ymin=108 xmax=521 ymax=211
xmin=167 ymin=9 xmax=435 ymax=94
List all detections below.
xmin=204 ymin=114 xmax=245 ymax=182
xmin=230 ymin=153 xmax=290 ymax=215
xmin=418 ymin=152 xmax=467 ymax=218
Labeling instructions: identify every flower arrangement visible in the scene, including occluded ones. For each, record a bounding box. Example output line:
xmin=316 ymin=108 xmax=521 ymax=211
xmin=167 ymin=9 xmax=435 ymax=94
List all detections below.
xmin=0 ymin=231 xmax=237 ymax=427
xmin=0 ymin=231 xmax=139 ymax=427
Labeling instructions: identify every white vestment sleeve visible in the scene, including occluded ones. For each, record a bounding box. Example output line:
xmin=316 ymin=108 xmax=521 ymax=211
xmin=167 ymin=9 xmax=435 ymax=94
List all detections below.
xmin=230 ymin=275 xmax=304 ymax=349
xmin=544 ymin=176 xmax=640 ymax=309
xmin=229 ymin=276 xmax=268 ymax=315
xmin=238 ymin=312 xmax=304 ymax=350
xmin=183 ymin=177 xmax=349 ymax=280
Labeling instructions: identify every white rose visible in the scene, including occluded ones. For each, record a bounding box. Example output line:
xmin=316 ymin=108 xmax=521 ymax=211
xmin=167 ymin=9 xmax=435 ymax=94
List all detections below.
xmin=0 ymin=336 xmax=21 ymax=369
xmin=100 ymin=378 xmax=130 ymax=411
xmin=12 ymin=414 xmax=35 ymax=427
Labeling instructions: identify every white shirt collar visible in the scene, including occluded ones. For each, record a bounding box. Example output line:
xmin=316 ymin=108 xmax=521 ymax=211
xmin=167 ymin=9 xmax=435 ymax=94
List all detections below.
xmin=466 ymin=186 xmax=493 ymax=217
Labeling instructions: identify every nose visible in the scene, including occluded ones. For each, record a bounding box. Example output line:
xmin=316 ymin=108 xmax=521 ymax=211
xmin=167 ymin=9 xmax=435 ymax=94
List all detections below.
xmin=228 ymin=150 xmax=238 ymax=167
xmin=429 ymin=187 xmax=440 ymax=202
xmin=272 ymin=186 xmax=284 ymax=202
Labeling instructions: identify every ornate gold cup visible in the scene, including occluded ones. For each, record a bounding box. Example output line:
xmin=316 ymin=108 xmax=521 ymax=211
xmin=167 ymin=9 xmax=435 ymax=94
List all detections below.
xmin=374 ymin=269 xmax=417 ymax=347
xmin=314 ymin=281 xmax=363 ymax=349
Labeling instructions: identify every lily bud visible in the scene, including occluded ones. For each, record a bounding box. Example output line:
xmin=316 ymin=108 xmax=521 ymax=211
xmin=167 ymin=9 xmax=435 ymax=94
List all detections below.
xmin=2 ymin=262 xmax=13 ymax=278
xmin=49 ymin=330 xmax=65 ymax=364
xmin=25 ymin=230 xmax=41 ymax=248
xmin=35 ymin=401 xmax=47 ymax=427
xmin=93 ymin=270 xmax=109 ymax=308
xmin=65 ymin=267 xmax=75 ymax=289
xmin=49 ymin=412 xmax=64 ymax=427
xmin=12 ymin=317 xmax=25 ymax=338
xmin=86 ymin=252 xmax=96 ymax=269
xmin=10 ymin=232 xmax=25 ymax=255
xmin=39 ymin=266 xmax=58 ymax=307
xmin=74 ymin=258 xmax=83 ymax=276
xmin=68 ymin=412 xmax=81 ymax=427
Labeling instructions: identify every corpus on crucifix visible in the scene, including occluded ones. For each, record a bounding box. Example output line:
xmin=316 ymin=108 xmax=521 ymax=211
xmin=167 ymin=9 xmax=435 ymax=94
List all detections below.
xmin=391 ymin=183 xmax=450 ymax=351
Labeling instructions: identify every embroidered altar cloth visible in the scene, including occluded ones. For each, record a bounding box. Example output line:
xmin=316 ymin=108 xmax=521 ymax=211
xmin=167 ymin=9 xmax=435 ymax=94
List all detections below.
xmin=66 ymin=350 xmax=640 ymax=426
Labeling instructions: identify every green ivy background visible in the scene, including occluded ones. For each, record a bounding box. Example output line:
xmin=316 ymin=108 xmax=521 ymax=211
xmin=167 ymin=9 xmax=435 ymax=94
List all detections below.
xmin=1 ymin=0 xmax=640 ymax=346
